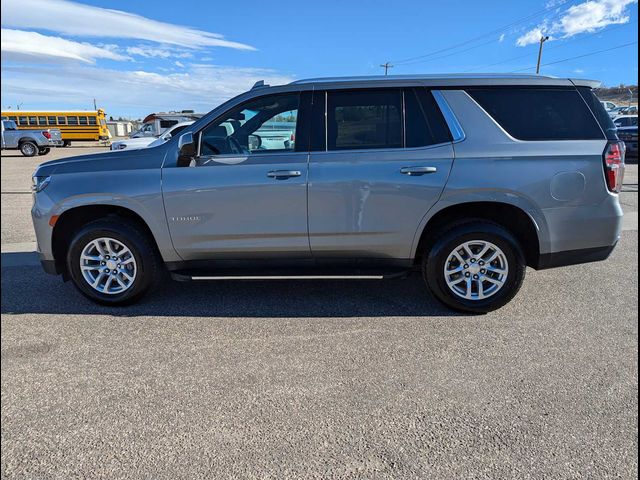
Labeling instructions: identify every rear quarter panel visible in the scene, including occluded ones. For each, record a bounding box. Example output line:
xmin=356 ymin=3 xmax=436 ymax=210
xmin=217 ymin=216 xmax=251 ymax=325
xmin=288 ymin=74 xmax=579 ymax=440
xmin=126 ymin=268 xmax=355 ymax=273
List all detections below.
xmin=416 ymin=90 xmax=622 ymax=257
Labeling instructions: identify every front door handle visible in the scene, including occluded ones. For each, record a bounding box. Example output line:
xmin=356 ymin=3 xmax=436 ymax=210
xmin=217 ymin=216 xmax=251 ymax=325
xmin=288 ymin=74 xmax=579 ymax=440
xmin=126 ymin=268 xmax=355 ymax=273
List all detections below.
xmin=400 ymin=166 xmax=438 ymax=176
xmin=267 ymin=170 xmax=302 ymax=179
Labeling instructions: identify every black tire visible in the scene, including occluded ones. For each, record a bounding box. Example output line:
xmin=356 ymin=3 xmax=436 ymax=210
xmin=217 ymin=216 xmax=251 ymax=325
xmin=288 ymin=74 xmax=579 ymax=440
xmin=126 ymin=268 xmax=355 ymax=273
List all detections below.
xmin=62 ymin=140 xmax=71 ymax=147
xmin=38 ymin=147 xmax=51 ymax=155
xmin=66 ymin=218 xmax=161 ymax=305
xmin=422 ymin=220 xmax=526 ymax=314
xmin=19 ymin=141 xmax=38 ymax=157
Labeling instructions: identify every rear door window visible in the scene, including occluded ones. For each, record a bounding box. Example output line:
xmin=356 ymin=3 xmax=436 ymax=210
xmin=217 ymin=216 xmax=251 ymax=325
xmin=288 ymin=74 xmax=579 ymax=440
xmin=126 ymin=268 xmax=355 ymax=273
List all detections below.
xmin=327 ymin=90 xmax=402 ymax=151
xmin=405 ymin=88 xmax=452 ymax=147
xmin=467 ymin=87 xmax=605 ymax=141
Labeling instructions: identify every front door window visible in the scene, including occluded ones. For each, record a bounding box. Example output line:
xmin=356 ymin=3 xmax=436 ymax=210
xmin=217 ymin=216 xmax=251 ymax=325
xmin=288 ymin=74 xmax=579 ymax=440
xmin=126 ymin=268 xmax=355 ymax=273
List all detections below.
xmin=199 ymin=93 xmax=299 ymax=158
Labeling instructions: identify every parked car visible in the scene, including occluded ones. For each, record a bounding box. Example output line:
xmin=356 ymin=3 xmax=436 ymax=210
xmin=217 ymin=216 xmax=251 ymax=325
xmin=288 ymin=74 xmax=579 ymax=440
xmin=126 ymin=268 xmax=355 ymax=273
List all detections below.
xmin=1 ymin=119 xmax=62 ymax=156
xmin=617 ymin=126 xmax=638 ymax=157
xmin=130 ymin=111 xmax=203 ymax=138
xmin=31 ymin=74 xmax=625 ymax=313
xmin=612 ymin=115 xmax=638 ymax=128
xmin=600 ymin=100 xmax=617 ymax=111
xmin=608 ymin=106 xmax=628 ymax=118
xmin=111 ymin=121 xmax=194 ymax=151
xmin=618 ymin=106 xmax=638 ymax=116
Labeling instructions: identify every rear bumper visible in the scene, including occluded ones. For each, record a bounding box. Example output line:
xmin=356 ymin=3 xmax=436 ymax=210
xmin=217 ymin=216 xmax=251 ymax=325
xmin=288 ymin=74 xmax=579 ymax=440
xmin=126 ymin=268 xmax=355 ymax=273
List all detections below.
xmin=534 ymin=243 xmax=617 ymax=270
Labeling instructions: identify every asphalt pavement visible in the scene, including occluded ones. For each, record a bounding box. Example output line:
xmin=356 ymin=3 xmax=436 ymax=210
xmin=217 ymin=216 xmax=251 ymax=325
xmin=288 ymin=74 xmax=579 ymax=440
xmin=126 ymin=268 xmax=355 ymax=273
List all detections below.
xmin=1 ymin=146 xmax=638 ymax=479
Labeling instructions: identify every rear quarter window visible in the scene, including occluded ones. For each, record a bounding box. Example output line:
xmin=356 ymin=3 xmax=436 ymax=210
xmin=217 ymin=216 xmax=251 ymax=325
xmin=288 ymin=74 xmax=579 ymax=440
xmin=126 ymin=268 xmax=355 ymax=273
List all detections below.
xmin=467 ymin=87 xmax=604 ymax=141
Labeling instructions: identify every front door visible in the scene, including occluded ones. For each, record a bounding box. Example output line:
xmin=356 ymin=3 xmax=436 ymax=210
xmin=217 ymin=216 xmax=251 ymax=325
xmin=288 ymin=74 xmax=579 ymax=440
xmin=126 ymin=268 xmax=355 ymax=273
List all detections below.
xmin=307 ymin=88 xmax=455 ymax=263
xmin=162 ymin=92 xmax=311 ymax=261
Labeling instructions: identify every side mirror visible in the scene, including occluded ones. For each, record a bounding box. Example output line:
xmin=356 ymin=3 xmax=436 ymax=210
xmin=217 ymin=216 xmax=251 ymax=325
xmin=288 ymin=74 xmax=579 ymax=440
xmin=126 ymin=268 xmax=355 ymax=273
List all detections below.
xmin=177 ymin=132 xmax=197 ymax=167
xmin=248 ymin=134 xmax=262 ymax=151
xmin=163 ymin=132 xmax=172 ymax=142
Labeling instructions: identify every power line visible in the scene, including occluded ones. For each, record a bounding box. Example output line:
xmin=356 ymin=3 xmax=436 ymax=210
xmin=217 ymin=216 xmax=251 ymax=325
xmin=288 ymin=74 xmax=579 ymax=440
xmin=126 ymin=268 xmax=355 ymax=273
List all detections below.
xmin=389 ymin=0 xmax=575 ymax=65
xmin=467 ymin=20 xmax=637 ymax=72
xmin=510 ymin=41 xmax=638 ymax=72
xmin=393 ymin=38 xmax=499 ymax=67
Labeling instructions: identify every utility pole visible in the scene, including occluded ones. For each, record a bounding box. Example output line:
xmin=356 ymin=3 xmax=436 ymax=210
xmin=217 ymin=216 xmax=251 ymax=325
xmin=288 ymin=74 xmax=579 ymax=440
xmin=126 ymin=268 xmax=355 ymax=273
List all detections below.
xmin=93 ymin=98 xmax=97 ymax=110
xmin=380 ymin=62 xmax=393 ymax=76
xmin=536 ymin=35 xmax=550 ymax=74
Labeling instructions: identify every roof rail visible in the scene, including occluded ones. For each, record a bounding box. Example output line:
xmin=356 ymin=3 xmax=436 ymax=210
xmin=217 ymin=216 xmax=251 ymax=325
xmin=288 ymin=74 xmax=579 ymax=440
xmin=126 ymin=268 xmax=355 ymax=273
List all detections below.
xmin=252 ymin=80 xmax=269 ymax=89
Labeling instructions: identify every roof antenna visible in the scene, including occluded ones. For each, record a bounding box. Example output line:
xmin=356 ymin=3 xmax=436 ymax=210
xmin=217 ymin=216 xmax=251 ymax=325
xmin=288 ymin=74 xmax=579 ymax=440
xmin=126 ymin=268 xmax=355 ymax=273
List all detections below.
xmin=252 ymin=80 xmax=268 ymax=89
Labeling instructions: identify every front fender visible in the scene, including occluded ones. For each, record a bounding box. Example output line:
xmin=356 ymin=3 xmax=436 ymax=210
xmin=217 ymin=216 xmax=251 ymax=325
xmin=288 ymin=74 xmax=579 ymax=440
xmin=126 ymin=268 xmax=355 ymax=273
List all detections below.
xmin=35 ymin=168 xmax=180 ymax=263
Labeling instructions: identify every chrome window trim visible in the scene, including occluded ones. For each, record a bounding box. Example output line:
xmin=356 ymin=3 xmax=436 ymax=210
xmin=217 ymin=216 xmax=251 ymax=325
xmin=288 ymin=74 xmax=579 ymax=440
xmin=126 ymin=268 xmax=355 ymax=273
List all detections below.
xmin=309 ymin=141 xmax=453 ymax=157
xmin=432 ymin=90 xmax=466 ymax=143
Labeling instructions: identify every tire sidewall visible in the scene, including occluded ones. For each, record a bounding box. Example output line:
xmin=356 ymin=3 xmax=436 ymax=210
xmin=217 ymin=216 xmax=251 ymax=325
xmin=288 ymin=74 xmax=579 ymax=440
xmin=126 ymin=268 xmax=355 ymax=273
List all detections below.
xmin=425 ymin=223 xmax=526 ymax=313
xmin=20 ymin=142 xmax=37 ymax=157
xmin=67 ymin=223 xmax=154 ymax=305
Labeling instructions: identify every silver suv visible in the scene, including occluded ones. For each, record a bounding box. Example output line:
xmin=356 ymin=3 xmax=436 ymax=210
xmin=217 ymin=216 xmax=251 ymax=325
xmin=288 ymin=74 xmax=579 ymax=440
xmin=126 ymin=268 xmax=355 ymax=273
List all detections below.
xmin=31 ymin=74 xmax=625 ymax=313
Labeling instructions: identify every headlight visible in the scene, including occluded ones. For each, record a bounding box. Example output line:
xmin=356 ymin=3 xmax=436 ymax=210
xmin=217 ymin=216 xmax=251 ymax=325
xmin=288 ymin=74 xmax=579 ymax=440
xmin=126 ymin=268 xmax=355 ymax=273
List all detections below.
xmin=32 ymin=175 xmax=51 ymax=193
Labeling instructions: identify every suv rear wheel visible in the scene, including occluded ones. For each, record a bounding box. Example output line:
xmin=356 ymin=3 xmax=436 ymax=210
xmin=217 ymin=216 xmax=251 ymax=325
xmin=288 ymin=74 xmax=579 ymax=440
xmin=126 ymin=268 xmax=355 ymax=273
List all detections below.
xmin=66 ymin=218 xmax=160 ymax=305
xmin=423 ymin=220 xmax=526 ymax=313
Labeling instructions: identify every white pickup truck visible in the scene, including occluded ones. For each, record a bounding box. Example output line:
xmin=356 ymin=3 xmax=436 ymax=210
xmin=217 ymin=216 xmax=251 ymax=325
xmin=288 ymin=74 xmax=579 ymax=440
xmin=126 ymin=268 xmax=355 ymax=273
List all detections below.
xmin=1 ymin=119 xmax=63 ymax=156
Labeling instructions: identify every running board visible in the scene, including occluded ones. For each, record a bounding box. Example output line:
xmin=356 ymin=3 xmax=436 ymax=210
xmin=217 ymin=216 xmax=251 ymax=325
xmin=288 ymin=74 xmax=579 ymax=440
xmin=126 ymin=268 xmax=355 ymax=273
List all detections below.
xmin=191 ymin=274 xmax=385 ymax=280
xmin=170 ymin=270 xmax=408 ymax=282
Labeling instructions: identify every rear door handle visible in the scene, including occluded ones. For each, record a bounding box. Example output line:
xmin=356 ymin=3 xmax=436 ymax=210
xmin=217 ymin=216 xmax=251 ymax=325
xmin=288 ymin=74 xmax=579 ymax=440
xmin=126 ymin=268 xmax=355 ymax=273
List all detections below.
xmin=400 ymin=166 xmax=438 ymax=176
xmin=267 ymin=170 xmax=302 ymax=179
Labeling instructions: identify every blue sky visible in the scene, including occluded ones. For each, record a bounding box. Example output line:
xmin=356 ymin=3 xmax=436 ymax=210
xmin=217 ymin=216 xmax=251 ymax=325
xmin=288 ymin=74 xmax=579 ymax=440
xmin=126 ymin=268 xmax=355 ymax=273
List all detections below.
xmin=1 ymin=0 xmax=638 ymax=118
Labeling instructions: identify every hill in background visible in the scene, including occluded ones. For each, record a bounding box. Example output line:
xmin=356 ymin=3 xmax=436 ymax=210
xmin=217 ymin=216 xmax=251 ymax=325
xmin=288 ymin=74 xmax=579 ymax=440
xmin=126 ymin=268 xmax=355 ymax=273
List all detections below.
xmin=595 ymin=84 xmax=638 ymax=107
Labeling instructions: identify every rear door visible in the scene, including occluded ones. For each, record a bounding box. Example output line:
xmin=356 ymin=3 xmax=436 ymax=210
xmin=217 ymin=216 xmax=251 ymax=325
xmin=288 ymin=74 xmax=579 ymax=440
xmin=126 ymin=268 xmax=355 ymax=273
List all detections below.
xmin=307 ymin=88 xmax=455 ymax=263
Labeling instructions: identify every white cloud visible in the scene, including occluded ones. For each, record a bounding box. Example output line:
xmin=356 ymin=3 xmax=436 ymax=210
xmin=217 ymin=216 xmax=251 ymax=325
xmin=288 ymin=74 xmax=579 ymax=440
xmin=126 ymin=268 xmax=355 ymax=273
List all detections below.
xmin=1 ymin=63 xmax=293 ymax=115
xmin=0 ymin=0 xmax=255 ymax=50
xmin=1 ymin=28 xmax=129 ymax=63
xmin=516 ymin=27 xmax=549 ymax=47
xmin=126 ymin=45 xmax=195 ymax=60
xmin=560 ymin=0 xmax=636 ymax=36
xmin=174 ymin=61 xmax=185 ymax=68
xmin=499 ymin=33 xmax=506 ymax=42
xmin=516 ymin=0 xmax=637 ymax=46
xmin=126 ymin=46 xmax=171 ymax=58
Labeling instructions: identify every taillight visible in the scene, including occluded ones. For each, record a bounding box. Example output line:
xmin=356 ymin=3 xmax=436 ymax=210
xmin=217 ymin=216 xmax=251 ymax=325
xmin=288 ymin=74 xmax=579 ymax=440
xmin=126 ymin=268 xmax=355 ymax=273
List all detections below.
xmin=42 ymin=131 xmax=51 ymax=139
xmin=603 ymin=141 xmax=625 ymax=193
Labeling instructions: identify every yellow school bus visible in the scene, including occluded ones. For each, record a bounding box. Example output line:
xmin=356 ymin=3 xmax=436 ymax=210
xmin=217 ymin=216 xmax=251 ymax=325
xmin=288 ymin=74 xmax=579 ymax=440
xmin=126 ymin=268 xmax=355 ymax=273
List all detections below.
xmin=0 ymin=109 xmax=110 ymax=146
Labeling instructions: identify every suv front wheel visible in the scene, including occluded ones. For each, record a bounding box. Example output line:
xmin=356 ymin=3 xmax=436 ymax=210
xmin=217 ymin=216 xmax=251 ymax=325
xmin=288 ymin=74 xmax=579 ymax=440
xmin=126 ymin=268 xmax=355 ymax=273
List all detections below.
xmin=66 ymin=218 xmax=160 ymax=305
xmin=423 ymin=220 xmax=526 ymax=313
